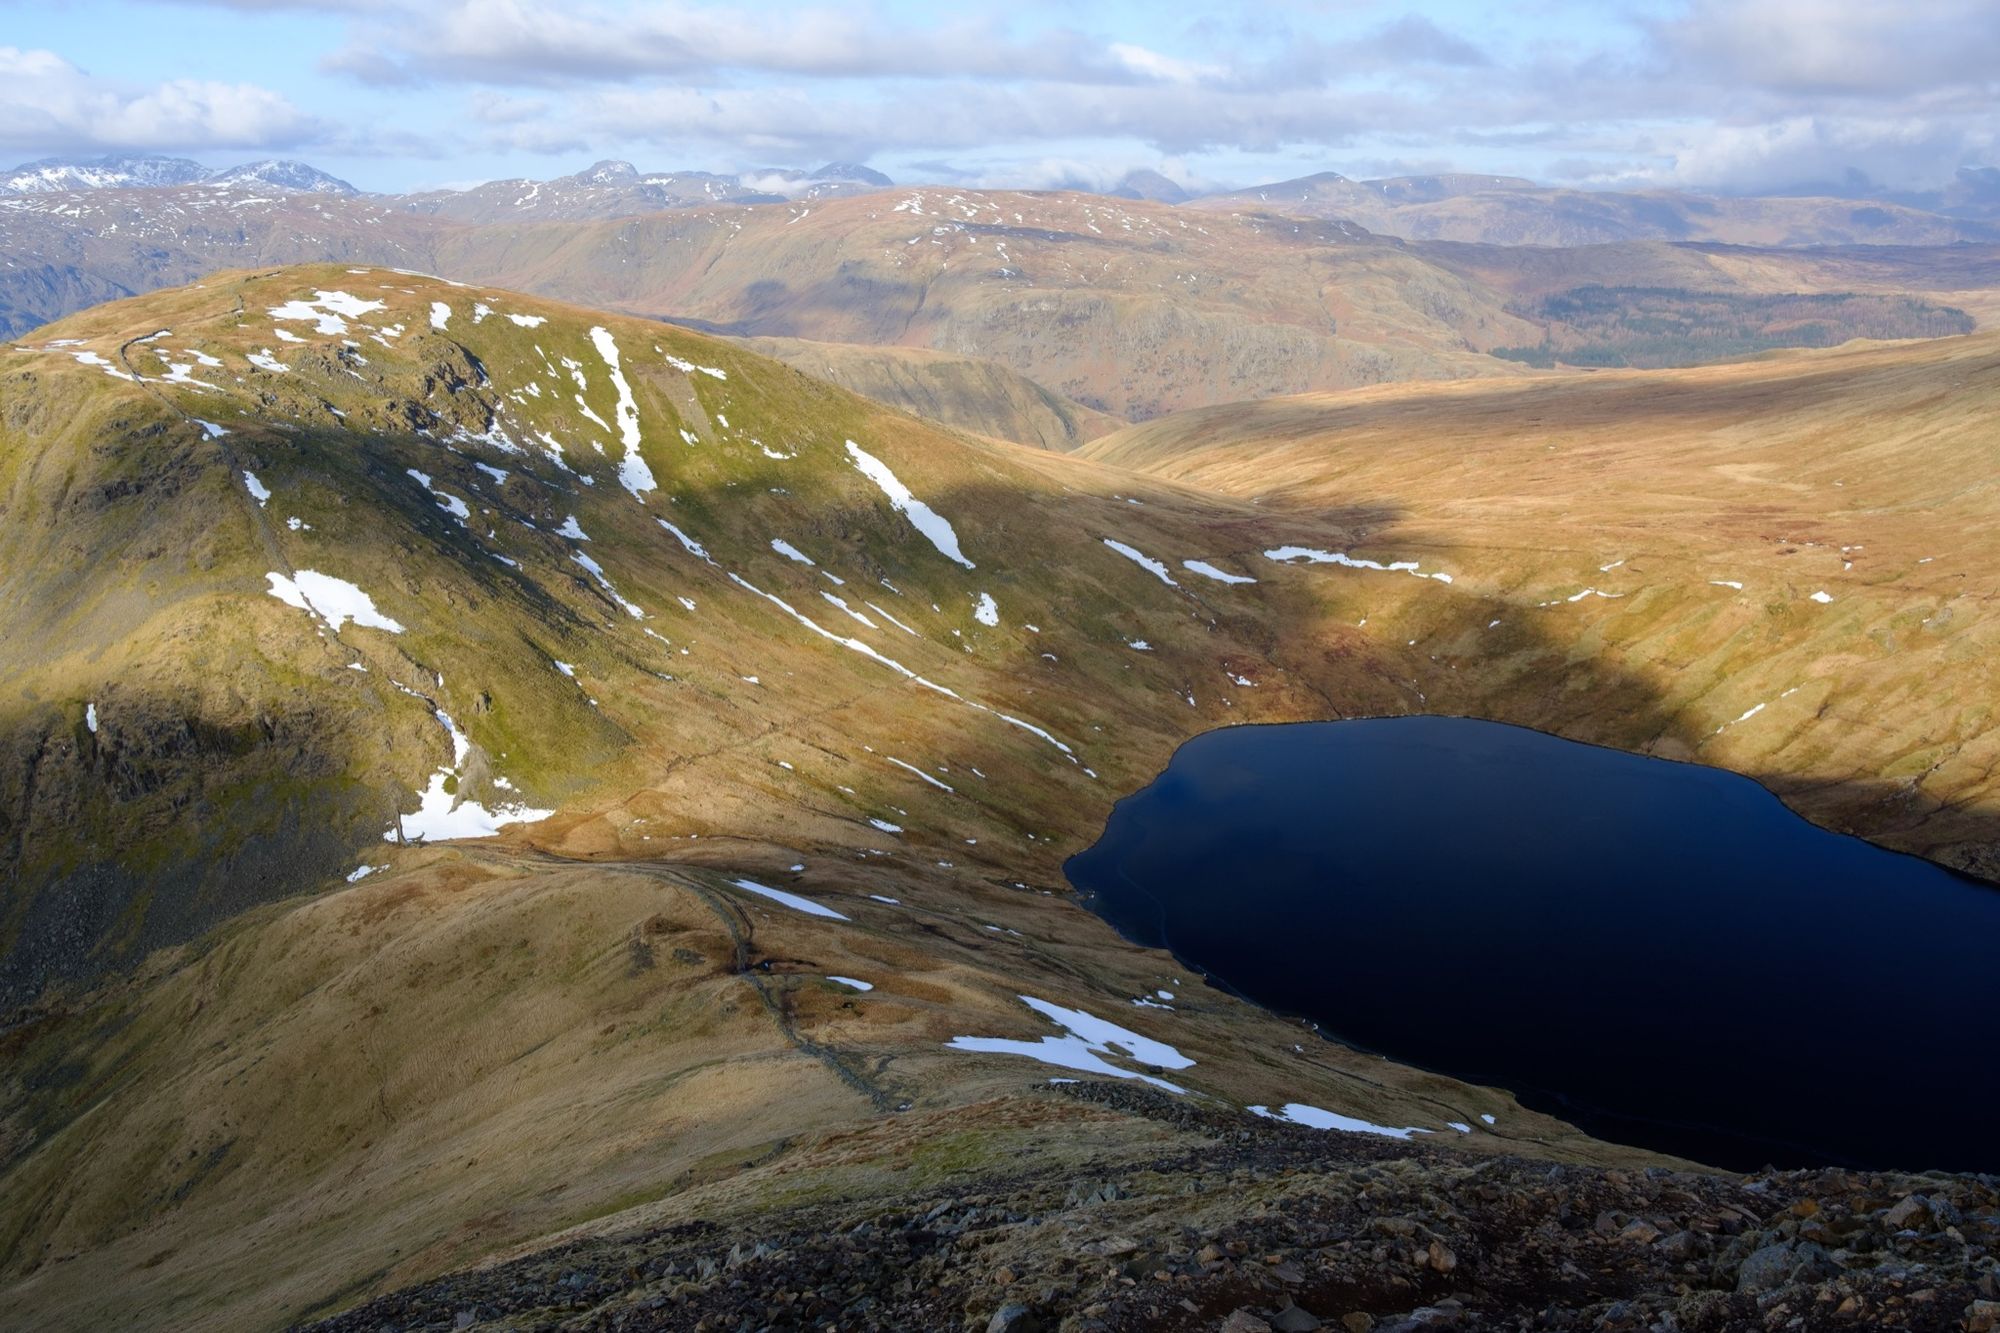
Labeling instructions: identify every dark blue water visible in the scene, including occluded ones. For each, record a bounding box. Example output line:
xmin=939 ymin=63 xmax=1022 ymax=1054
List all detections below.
xmin=1065 ymin=717 xmax=2000 ymax=1173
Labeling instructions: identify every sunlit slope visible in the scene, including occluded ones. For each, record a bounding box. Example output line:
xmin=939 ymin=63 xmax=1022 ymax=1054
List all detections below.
xmin=430 ymin=189 xmax=1543 ymax=418
xmin=0 ymin=265 xmax=1619 ymax=1330
xmin=1 ymin=263 xmax=1369 ymax=1001
xmin=1086 ymin=332 xmax=2000 ymax=877
xmin=8 ymin=268 xmax=1998 ymax=1330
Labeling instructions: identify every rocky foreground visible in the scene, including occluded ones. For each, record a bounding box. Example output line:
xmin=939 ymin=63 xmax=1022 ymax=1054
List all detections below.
xmin=303 ymin=1084 xmax=1999 ymax=1333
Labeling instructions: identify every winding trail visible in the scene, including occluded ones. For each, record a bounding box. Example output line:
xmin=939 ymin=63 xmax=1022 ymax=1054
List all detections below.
xmin=496 ymin=848 xmax=912 ymax=1115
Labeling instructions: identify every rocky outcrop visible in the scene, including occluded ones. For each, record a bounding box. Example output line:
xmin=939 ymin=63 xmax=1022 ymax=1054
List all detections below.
xmin=299 ymin=1083 xmax=2000 ymax=1332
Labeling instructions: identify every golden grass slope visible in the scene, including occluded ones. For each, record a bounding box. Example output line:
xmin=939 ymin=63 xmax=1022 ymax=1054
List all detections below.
xmin=1085 ymin=331 xmax=2000 ymax=878
xmin=4 ymin=270 xmax=1998 ymax=1330
xmin=0 ymin=265 xmax=1596 ymax=1329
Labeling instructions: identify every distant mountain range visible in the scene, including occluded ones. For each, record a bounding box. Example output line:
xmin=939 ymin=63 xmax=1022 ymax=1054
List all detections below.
xmin=1187 ymin=168 xmax=2000 ymax=247
xmin=394 ymin=159 xmax=898 ymax=224
xmin=2 ymin=177 xmax=1995 ymax=421
xmin=0 ymin=153 xmax=895 ymax=211
xmin=0 ymin=153 xmax=357 ymax=196
xmin=9 ymin=151 xmax=1996 ymax=245
xmin=2 ymin=153 xmax=1996 ymax=435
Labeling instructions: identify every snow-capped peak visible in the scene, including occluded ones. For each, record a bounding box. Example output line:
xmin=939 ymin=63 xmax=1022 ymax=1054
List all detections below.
xmin=207 ymin=160 xmax=357 ymax=195
xmin=0 ymin=154 xmax=355 ymax=196
xmin=1 ymin=154 xmax=210 ymax=194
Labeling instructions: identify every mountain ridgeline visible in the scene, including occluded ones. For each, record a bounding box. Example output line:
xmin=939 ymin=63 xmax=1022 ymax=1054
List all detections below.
xmin=1 ymin=154 xmax=355 ymax=196
xmin=1 ymin=163 xmax=1997 ymax=444
xmin=3 ymin=267 xmax=2000 ymax=1330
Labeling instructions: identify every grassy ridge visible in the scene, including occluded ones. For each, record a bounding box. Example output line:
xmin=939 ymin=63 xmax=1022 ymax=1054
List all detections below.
xmin=4 ymin=268 xmax=1998 ymax=1329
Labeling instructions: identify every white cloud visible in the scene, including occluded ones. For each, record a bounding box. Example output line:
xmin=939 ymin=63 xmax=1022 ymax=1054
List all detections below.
xmin=0 ymin=46 xmax=318 ymax=154
xmin=1652 ymin=0 xmax=2000 ymax=99
xmin=1107 ymin=43 xmax=1223 ymax=86
xmin=556 ymin=80 xmax=1390 ymax=162
xmin=12 ymin=1 xmax=1994 ymax=196
xmin=1638 ymin=115 xmax=1997 ymax=194
xmin=335 ymin=0 xmax=1125 ymax=87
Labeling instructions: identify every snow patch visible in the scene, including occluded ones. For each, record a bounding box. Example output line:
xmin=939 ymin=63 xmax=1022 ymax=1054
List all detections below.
xmin=1183 ymin=559 xmax=1256 ymax=585
xmin=266 ymin=570 xmax=404 ymax=633
xmin=725 ymin=572 xmax=1075 ymax=759
xmin=846 ymin=441 xmax=973 ymax=568
xmin=867 ymin=601 xmax=919 ymax=636
xmin=394 ymin=773 xmax=551 ymax=842
xmin=268 ymin=289 xmax=384 ymax=336
xmin=1265 ymin=546 xmax=1453 ymax=584
xmin=60 ymin=349 xmax=132 ymax=381
xmin=658 ymin=519 xmax=715 ymax=563
xmin=572 ymin=551 xmax=644 ymax=618
xmin=771 ymin=538 xmax=817 ymax=567
xmin=662 ymin=352 xmax=727 ymax=379
xmin=407 ymin=469 xmax=471 ymax=525
xmin=1248 ymin=1102 xmax=1428 ymax=1139
xmin=1716 ymin=702 xmax=1767 ymax=734
xmin=948 ymin=995 xmax=1194 ymax=1093
xmin=821 ymin=592 xmax=877 ymax=629
xmin=1103 ymin=539 xmax=1177 ymax=586
xmin=886 ymin=756 xmax=954 ymax=792
xmin=587 ymin=327 xmax=654 ymax=501
xmin=728 ymin=877 xmax=849 ymax=920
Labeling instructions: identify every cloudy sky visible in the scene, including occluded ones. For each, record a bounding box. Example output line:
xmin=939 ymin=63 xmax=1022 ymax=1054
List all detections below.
xmin=1 ymin=0 xmax=1994 ymax=196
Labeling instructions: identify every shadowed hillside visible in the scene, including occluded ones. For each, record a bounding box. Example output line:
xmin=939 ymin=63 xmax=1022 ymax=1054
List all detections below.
xmin=731 ymin=335 xmax=1125 ymax=449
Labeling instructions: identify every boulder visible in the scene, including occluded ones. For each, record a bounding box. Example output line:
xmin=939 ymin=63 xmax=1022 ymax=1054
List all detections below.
xmin=1884 ymin=1195 xmax=1933 ymax=1231
xmin=987 ymin=1302 xmax=1036 ymax=1333
xmin=1735 ymin=1240 xmax=1837 ymax=1293
xmin=1656 ymin=1230 xmax=1701 ymax=1261
xmin=1220 ymin=1312 xmax=1274 ymax=1333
